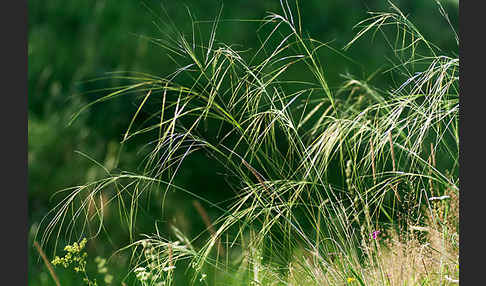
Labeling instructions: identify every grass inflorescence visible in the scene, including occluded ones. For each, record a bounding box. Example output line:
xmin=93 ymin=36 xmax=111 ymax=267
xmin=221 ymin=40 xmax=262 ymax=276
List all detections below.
xmin=37 ymin=1 xmax=458 ymax=285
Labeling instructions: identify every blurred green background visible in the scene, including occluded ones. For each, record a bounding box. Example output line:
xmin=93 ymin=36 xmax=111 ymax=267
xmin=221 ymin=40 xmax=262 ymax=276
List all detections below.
xmin=28 ymin=0 xmax=458 ymax=285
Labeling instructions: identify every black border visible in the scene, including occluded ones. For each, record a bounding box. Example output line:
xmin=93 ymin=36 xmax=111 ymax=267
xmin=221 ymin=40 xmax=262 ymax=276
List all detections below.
xmin=459 ymin=0 xmax=483 ymax=284
xmin=5 ymin=0 xmax=28 ymax=284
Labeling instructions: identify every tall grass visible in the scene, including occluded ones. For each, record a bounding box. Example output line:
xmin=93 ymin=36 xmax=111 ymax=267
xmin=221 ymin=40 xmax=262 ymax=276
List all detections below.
xmin=37 ymin=1 xmax=459 ymax=285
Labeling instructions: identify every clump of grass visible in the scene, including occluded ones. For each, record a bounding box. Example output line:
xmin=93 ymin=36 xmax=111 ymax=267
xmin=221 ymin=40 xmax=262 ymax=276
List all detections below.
xmin=37 ymin=0 xmax=458 ymax=285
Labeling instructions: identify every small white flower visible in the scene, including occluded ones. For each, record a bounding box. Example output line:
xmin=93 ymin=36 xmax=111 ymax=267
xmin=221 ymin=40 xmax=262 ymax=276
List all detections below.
xmin=136 ymin=271 xmax=151 ymax=281
xmin=444 ymin=275 xmax=459 ymax=283
xmin=199 ymin=273 xmax=207 ymax=282
xmin=429 ymin=195 xmax=450 ymax=201
xmin=162 ymin=265 xmax=176 ymax=272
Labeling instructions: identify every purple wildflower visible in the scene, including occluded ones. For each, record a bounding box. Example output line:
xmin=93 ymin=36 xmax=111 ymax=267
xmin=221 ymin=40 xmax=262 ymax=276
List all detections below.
xmin=370 ymin=230 xmax=380 ymax=240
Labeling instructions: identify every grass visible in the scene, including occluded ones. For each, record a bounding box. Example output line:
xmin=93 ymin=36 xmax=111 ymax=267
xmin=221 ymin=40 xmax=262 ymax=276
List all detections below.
xmin=35 ymin=1 xmax=459 ymax=285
